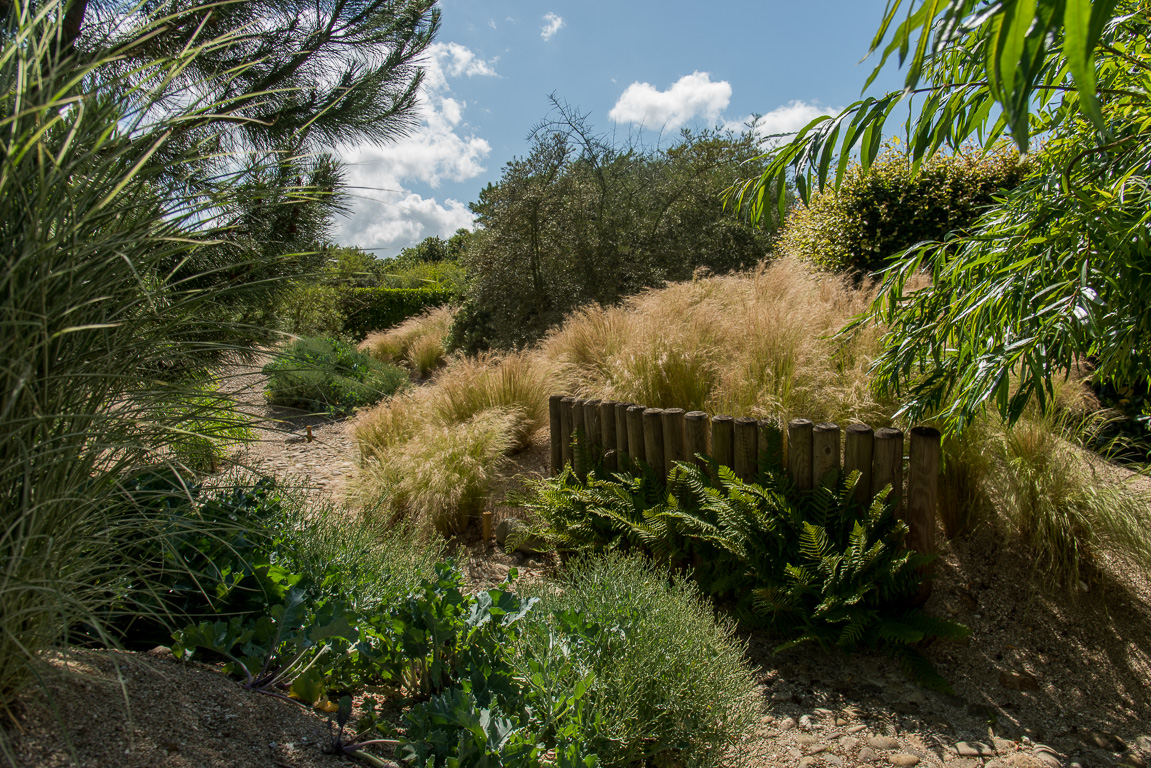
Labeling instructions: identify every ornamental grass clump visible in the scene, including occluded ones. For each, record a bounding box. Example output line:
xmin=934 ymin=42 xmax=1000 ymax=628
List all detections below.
xmin=359 ymin=305 xmax=453 ymax=379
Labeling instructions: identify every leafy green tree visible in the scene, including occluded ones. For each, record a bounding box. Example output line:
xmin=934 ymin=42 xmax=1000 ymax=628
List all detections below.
xmin=452 ymin=102 xmax=772 ymax=351
xmin=733 ymin=0 xmax=1147 ymax=430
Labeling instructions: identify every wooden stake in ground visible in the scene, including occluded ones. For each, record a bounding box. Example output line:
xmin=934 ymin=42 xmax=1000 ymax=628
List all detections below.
xmin=559 ymin=397 xmax=575 ymax=473
xmin=549 ymin=395 xmax=564 ymax=476
xmin=643 ymin=408 xmax=666 ymax=479
xmin=662 ymin=408 xmax=686 ymax=476
xmin=843 ymin=423 xmax=874 ymax=507
xmin=711 ymin=415 xmax=734 ymax=477
xmin=615 ymin=402 xmax=631 ymax=471
xmin=571 ymin=399 xmax=587 ymax=479
xmin=787 ymin=418 xmax=814 ymax=490
xmin=626 ymin=404 xmax=646 ymax=469
xmin=685 ymin=411 xmax=710 ymax=471
xmin=872 ymin=427 xmax=904 ymax=517
xmin=813 ymin=422 xmax=841 ymax=488
xmin=584 ymin=399 xmax=602 ymax=465
xmin=734 ymin=417 xmax=758 ymax=481
xmin=600 ymin=400 xmax=618 ymax=472
xmin=907 ymin=425 xmax=941 ymax=604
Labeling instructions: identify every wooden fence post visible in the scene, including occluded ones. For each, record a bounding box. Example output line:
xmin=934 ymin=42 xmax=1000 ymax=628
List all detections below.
xmin=600 ymin=400 xmax=618 ymax=472
xmin=787 ymin=418 xmax=814 ymax=490
xmin=559 ymin=397 xmax=575 ymax=473
xmin=871 ymin=427 xmax=904 ymax=517
xmin=643 ymin=408 xmax=666 ymax=479
xmin=685 ymin=411 xmax=710 ymax=471
xmin=907 ymin=426 xmax=942 ymax=603
xmin=758 ymin=419 xmax=784 ymax=471
xmin=734 ymin=417 xmax=759 ymax=481
xmin=571 ymin=399 xmax=587 ymax=479
xmin=615 ymin=402 xmax=631 ymax=472
xmin=626 ymin=405 xmax=646 ymax=468
xmin=549 ymin=395 xmax=563 ymax=476
xmin=584 ymin=399 xmax=602 ymax=465
xmin=843 ymin=423 xmax=874 ymax=507
xmin=711 ymin=415 xmax=734 ymax=476
xmin=813 ymin=422 xmax=841 ymax=487
xmin=662 ymin=408 xmax=686 ymax=475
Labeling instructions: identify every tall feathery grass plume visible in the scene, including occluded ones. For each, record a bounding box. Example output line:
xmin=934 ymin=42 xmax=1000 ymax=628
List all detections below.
xmin=359 ymin=305 xmax=454 ymax=379
xmin=352 ymin=351 xmax=556 ymax=535
xmin=0 ymin=0 xmax=343 ymax=734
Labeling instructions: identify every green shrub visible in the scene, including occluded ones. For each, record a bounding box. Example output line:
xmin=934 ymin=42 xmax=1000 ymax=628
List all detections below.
xmin=276 ymin=281 xmax=348 ymax=339
xmin=341 ymin=287 xmax=454 ymax=340
xmin=263 ymin=336 xmax=407 ymax=414
xmin=512 ymin=553 xmax=760 ymax=768
xmin=779 ymin=144 xmax=1027 ymax=274
xmin=516 ymin=453 xmax=968 ymax=689
xmin=163 ymin=385 xmax=256 ymax=472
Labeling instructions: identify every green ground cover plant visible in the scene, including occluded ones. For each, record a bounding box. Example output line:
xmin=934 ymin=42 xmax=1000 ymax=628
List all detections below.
xmin=263 ymin=336 xmax=407 ymax=415
xmin=516 ymin=454 xmax=969 ymax=690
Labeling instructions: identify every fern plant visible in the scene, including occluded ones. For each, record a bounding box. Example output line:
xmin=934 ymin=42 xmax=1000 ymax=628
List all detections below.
xmin=516 ymin=453 xmax=969 ymax=690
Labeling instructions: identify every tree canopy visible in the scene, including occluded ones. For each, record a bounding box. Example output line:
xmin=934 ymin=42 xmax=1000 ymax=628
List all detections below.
xmin=733 ymin=0 xmax=1151 ymax=430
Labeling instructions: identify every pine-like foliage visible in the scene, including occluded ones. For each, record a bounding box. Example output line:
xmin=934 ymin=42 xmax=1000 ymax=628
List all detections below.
xmin=516 ymin=454 xmax=969 ymax=689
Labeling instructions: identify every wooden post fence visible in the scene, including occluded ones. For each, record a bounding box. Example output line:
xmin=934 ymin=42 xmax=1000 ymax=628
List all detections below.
xmin=548 ymin=396 xmax=941 ymax=575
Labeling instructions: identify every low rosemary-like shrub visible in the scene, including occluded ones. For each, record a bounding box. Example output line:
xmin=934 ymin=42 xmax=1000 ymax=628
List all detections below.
xmin=263 ymin=336 xmax=407 ymax=414
xmin=512 ymin=553 xmax=760 ymax=768
xmin=516 ymin=454 xmax=968 ymax=688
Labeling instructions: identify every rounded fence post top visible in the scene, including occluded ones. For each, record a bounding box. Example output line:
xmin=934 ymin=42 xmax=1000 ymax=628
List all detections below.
xmin=711 ymin=414 xmax=734 ymax=423
xmin=814 ymin=422 xmax=839 ymax=431
xmin=910 ymin=425 xmax=942 ymax=439
xmin=734 ymin=416 xmax=758 ymax=425
xmin=875 ymin=426 xmax=904 ymax=438
xmin=560 ymin=396 xmax=575 ymax=403
xmin=845 ymin=422 xmax=873 ymax=434
xmin=789 ymin=418 xmax=814 ymax=428
xmin=685 ymin=410 xmax=708 ymax=419
xmin=643 ymin=407 xmax=664 ymax=415
xmin=627 ymin=403 xmax=647 ymax=412
xmin=662 ymin=407 xmax=685 ymax=416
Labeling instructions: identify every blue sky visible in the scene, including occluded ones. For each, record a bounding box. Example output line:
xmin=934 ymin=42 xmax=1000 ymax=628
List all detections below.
xmin=334 ymin=1 xmax=908 ymax=256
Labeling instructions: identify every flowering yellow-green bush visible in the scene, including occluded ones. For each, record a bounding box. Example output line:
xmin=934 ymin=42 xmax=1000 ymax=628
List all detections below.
xmin=779 ymin=144 xmax=1028 ymax=275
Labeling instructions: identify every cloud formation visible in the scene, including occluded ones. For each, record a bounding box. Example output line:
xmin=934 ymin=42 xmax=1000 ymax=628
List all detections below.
xmin=334 ymin=43 xmax=496 ymax=253
xmin=724 ymin=100 xmax=839 ymax=143
xmin=541 ymin=13 xmax=564 ymax=41
xmin=608 ymin=72 xmax=732 ymax=132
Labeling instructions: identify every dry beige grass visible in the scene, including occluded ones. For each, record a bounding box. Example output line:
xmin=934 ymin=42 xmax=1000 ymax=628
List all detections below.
xmin=359 ymin=305 xmax=453 ymax=378
xmin=543 ymin=257 xmax=894 ymax=424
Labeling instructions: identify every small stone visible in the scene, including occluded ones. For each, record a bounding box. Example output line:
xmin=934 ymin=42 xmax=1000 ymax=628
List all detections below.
xmin=858 ymin=748 xmax=879 ymax=763
xmin=800 ymin=715 xmax=815 ymax=730
xmin=799 ymin=759 xmax=817 ymax=768
xmin=827 ymin=756 xmax=845 ymax=767
xmin=995 ymin=738 xmax=1017 ymax=753
xmin=948 ymin=760 xmax=981 ymax=768
xmin=1033 ymin=750 xmax=1061 ymax=768
xmin=956 ymin=742 xmax=996 ymax=757
xmin=1136 ymin=736 xmax=1151 ymax=753
xmin=799 ymin=735 xmax=822 ymax=746
xmin=808 ymin=745 xmax=829 ymax=755
xmin=889 ymin=754 xmax=921 ymax=767
xmin=837 ymin=717 xmax=850 ymax=726
xmin=1121 ymin=754 xmax=1148 ymax=768
xmin=840 ymin=737 xmax=860 ymax=751
xmin=788 ymin=748 xmax=803 ymax=760
xmin=999 ymin=671 xmax=1041 ymax=691
xmin=989 ymin=754 xmax=1050 ymax=768
xmin=870 ymin=737 xmax=902 ymax=751
xmin=848 ymin=725 xmax=868 ymax=735
xmin=1080 ymin=731 xmax=1126 ymax=753
xmin=780 ymin=717 xmax=797 ymax=731
xmin=760 ymin=714 xmax=775 ymax=724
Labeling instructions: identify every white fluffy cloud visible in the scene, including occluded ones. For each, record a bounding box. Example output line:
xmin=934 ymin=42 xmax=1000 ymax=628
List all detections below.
xmin=334 ymin=43 xmax=497 ymax=252
xmin=724 ymin=100 xmax=839 ymax=145
xmin=541 ymin=13 xmax=564 ymax=41
xmin=608 ymin=72 xmax=732 ymax=132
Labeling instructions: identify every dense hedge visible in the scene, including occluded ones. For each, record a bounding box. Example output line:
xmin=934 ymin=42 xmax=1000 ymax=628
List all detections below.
xmin=779 ymin=145 xmax=1028 ymax=275
xmin=340 ymin=287 xmax=454 ymax=339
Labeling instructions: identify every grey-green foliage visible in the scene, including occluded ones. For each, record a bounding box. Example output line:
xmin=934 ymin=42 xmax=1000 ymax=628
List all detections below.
xmin=513 ymin=553 xmax=760 ymax=768
xmin=450 ymin=100 xmax=773 ymax=352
